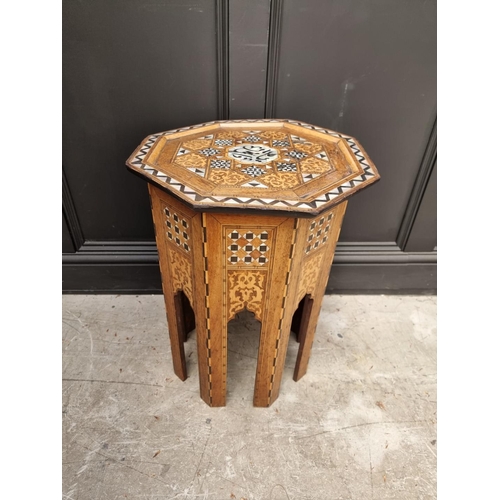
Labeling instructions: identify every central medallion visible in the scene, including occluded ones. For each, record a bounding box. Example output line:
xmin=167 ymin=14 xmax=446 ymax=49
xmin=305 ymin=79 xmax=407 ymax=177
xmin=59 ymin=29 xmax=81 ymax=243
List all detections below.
xmin=227 ymin=144 xmax=279 ymax=165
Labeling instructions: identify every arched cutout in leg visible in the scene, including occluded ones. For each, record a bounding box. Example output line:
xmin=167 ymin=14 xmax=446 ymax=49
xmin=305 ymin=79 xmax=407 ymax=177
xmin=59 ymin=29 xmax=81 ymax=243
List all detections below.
xmin=174 ymin=290 xmax=195 ymax=342
xmin=293 ymin=294 xmax=314 ymax=381
xmin=226 ymin=309 xmax=262 ymax=402
xmin=169 ymin=290 xmax=196 ymax=381
xmin=291 ymin=296 xmax=307 ymax=343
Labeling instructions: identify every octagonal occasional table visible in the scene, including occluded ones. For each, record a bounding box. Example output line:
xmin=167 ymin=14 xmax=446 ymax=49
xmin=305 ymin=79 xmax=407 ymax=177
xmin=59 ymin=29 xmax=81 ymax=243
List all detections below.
xmin=126 ymin=119 xmax=379 ymax=407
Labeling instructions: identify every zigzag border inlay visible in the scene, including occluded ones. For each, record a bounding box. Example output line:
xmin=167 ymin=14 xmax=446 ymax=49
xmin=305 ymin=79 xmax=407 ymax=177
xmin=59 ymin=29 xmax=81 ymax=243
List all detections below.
xmin=127 ymin=120 xmax=378 ymax=213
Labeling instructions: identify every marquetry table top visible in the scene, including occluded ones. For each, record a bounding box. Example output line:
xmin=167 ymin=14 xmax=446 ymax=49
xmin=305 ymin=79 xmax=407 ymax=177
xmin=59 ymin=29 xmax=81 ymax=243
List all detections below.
xmin=126 ymin=119 xmax=380 ymax=216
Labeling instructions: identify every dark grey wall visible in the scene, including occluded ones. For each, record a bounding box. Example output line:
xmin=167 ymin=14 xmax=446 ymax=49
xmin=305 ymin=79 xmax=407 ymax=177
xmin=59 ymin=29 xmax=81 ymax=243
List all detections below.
xmin=405 ymin=161 xmax=437 ymax=253
xmin=63 ymin=0 xmax=437 ymax=294
xmin=229 ymin=0 xmax=271 ymax=119
xmin=274 ymin=0 xmax=436 ymax=242
xmin=63 ymin=0 xmax=219 ymax=241
xmin=62 ymin=213 xmax=74 ymax=253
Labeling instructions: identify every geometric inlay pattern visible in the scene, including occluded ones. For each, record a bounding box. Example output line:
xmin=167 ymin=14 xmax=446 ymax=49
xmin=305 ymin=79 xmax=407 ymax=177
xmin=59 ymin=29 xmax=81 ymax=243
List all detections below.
xmin=305 ymin=212 xmax=334 ymax=254
xmin=287 ymin=150 xmax=308 ymax=160
xmin=210 ymin=159 xmax=231 ymax=169
xmin=241 ymin=180 xmax=268 ymax=188
xmin=241 ymin=166 xmax=266 ymax=177
xmin=126 ymin=118 xmax=380 ymax=215
xmin=244 ymin=135 xmax=261 ymax=142
xmin=214 ymin=139 xmax=233 ymax=146
xmin=187 ymin=167 xmax=206 ymax=177
xmin=227 ymin=230 xmax=270 ymax=265
xmin=276 ymin=162 xmax=297 ymax=172
xmin=164 ymin=207 xmax=190 ymax=252
xmin=199 ymin=148 xmax=220 ymax=157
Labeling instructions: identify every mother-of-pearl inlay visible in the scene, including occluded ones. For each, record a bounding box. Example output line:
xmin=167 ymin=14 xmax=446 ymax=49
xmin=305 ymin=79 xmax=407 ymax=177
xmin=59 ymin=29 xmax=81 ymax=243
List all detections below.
xmin=127 ymin=120 xmax=380 ymax=214
xmin=227 ymin=144 xmax=279 ymax=164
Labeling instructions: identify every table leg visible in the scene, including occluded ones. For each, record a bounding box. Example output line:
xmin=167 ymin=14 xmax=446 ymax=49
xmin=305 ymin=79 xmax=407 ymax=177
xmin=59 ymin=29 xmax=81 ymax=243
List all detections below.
xmin=150 ymin=184 xmax=347 ymax=406
xmin=162 ymin=289 xmax=188 ymax=381
xmin=253 ymin=218 xmax=300 ymax=407
xmin=195 ymin=212 xmax=299 ymax=407
xmin=293 ymin=202 xmax=347 ymax=381
xmin=192 ymin=212 xmax=228 ymax=407
xmin=149 ymin=185 xmax=196 ymax=383
xmin=176 ymin=291 xmax=195 ymax=342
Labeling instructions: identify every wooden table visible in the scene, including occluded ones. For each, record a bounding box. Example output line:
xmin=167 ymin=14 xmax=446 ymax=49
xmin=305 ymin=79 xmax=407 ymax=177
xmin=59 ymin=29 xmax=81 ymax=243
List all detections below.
xmin=126 ymin=119 xmax=379 ymax=407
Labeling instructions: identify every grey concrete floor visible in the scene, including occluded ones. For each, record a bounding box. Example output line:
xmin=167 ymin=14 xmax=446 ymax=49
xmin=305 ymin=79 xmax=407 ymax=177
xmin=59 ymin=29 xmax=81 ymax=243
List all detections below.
xmin=62 ymin=294 xmax=436 ymax=500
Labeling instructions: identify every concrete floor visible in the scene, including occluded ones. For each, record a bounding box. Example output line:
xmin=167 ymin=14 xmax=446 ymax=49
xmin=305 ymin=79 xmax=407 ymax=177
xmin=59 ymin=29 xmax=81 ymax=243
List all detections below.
xmin=62 ymin=294 xmax=436 ymax=500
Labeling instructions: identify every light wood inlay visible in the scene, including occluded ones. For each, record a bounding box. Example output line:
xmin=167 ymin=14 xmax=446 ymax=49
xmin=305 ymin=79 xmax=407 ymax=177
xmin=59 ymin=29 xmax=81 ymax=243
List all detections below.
xmin=126 ymin=119 xmax=379 ymax=216
xmin=175 ymin=153 xmax=207 ymax=168
xmin=305 ymin=211 xmax=334 ymax=254
xmin=167 ymin=248 xmax=193 ymax=305
xmin=296 ymin=251 xmax=324 ymax=309
xmin=129 ymin=119 xmax=378 ymax=408
xmin=208 ymin=169 xmax=247 ymax=185
xmin=163 ymin=205 xmax=191 ymax=253
xmin=227 ymin=270 xmax=267 ymax=322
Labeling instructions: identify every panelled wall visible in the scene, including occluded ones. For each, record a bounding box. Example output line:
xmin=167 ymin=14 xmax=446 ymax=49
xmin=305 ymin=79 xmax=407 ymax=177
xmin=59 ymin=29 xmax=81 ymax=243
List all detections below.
xmin=63 ymin=0 xmax=436 ymax=293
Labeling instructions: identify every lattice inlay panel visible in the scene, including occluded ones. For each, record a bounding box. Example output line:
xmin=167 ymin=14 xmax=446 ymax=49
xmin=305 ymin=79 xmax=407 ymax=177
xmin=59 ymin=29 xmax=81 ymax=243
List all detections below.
xmin=227 ymin=230 xmax=270 ymax=265
xmin=305 ymin=212 xmax=334 ymax=254
xmin=164 ymin=207 xmax=190 ymax=252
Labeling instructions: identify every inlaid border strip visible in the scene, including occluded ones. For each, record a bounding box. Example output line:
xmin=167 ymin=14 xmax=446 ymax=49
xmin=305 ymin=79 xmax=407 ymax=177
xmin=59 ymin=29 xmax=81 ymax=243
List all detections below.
xmin=201 ymin=213 xmax=213 ymax=404
xmin=267 ymin=218 xmax=298 ymax=405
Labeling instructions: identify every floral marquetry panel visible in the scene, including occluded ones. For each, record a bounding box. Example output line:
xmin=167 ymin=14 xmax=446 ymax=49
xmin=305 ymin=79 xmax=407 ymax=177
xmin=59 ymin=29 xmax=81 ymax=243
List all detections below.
xmin=295 ymin=252 xmax=324 ymax=309
xmin=127 ymin=119 xmax=380 ymax=216
xmin=227 ymin=270 xmax=267 ymax=321
xmin=167 ymin=248 xmax=193 ymax=304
